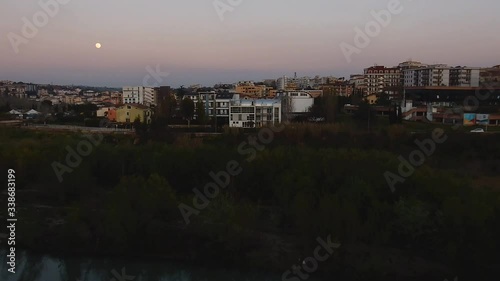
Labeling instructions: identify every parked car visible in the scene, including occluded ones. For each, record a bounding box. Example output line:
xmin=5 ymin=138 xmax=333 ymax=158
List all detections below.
xmin=470 ymin=128 xmax=485 ymax=133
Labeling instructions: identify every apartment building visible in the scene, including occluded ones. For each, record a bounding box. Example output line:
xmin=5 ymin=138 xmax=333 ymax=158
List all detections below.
xmin=229 ymin=99 xmax=281 ymax=128
xmin=449 ymin=66 xmax=480 ymax=87
xmin=480 ymin=65 xmax=500 ymax=86
xmin=235 ymin=81 xmax=267 ymax=96
xmin=404 ymin=65 xmax=450 ymax=87
xmin=404 ymin=65 xmax=480 ymax=87
xmin=185 ymin=91 xmax=240 ymax=123
xmin=320 ymin=81 xmax=354 ymax=97
xmin=122 ymin=86 xmax=156 ymax=106
xmin=277 ymin=76 xmax=312 ymax=90
xmin=364 ymin=66 xmax=402 ymax=96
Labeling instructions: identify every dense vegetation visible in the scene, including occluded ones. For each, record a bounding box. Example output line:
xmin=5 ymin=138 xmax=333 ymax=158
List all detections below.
xmin=1 ymin=124 xmax=499 ymax=280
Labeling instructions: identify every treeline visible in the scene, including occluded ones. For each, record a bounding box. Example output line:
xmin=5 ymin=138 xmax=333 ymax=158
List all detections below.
xmin=1 ymin=126 xmax=500 ymax=279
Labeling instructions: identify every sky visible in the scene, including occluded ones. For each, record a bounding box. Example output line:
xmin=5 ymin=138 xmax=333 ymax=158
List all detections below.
xmin=1 ymin=0 xmax=499 ymax=88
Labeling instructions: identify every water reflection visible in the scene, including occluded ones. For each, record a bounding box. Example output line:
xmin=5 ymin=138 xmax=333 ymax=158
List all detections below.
xmin=0 ymin=250 xmax=316 ymax=281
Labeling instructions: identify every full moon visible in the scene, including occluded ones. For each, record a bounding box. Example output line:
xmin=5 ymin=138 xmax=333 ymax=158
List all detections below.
xmin=95 ymin=43 xmax=102 ymax=49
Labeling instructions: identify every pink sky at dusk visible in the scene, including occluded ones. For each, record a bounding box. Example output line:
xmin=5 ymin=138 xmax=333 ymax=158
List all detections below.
xmin=1 ymin=0 xmax=499 ymax=87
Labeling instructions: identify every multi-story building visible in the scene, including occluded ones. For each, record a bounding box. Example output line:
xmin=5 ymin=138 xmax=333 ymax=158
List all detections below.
xmin=116 ymin=104 xmax=153 ymax=124
xmin=404 ymin=65 xmax=480 ymax=87
xmin=229 ymin=99 xmax=281 ymax=128
xmin=122 ymin=86 xmax=155 ymax=106
xmin=277 ymin=75 xmax=312 ymax=90
xmin=480 ymin=65 xmax=500 ymax=86
xmin=449 ymin=66 xmax=480 ymax=87
xmin=235 ymin=81 xmax=267 ymax=96
xmin=320 ymin=81 xmax=354 ymax=97
xmin=349 ymin=74 xmax=366 ymax=96
xmin=364 ymin=66 xmax=402 ymax=96
xmin=404 ymin=65 xmax=450 ymax=87
xmin=186 ymin=92 xmax=240 ymax=125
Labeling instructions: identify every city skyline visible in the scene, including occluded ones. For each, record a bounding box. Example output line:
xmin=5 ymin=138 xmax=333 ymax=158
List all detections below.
xmin=1 ymin=0 xmax=499 ymax=88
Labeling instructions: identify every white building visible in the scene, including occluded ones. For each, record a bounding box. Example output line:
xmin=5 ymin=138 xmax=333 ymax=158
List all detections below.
xmin=276 ymin=91 xmax=315 ymax=114
xmin=404 ymin=65 xmax=480 ymax=87
xmin=122 ymin=86 xmax=155 ymax=106
xmin=229 ymin=99 xmax=281 ymax=128
xmin=277 ymin=76 xmax=312 ymax=90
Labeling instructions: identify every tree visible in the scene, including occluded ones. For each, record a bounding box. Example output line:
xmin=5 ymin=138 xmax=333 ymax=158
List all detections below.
xmin=309 ymin=97 xmax=325 ymax=118
xmin=40 ymin=100 xmax=53 ymax=114
xmin=353 ymin=101 xmax=377 ymax=131
xmin=308 ymin=94 xmax=339 ymax=123
xmin=155 ymin=94 xmax=177 ymax=122
xmin=180 ymin=98 xmax=195 ymax=127
xmin=177 ymin=86 xmax=186 ymax=99
xmin=323 ymin=94 xmax=338 ymax=123
xmin=376 ymin=93 xmax=391 ymax=106
xmin=133 ymin=116 xmax=148 ymax=141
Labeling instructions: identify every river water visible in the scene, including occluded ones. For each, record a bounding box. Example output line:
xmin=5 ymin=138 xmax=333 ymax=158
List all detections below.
xmin=0 ymin=250 xmax=326 ymax=281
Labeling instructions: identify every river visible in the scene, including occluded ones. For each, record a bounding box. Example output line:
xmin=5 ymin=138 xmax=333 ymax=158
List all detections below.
xmin=0 ymin=250 xmax=326 ymax=281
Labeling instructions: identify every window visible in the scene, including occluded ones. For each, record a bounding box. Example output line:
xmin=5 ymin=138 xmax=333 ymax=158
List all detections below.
xmin=242 ymin=107 xmax=254 ymax=113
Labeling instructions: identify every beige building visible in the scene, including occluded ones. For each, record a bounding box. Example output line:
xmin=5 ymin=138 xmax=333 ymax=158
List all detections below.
xmin=116 ymin=104 xmax=153 ymax=124
xmin=364 ymin=66 xmax=402 ymax=96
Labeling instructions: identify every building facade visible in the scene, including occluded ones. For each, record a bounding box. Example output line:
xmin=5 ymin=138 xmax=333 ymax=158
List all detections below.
xmin=229 ymin=99 xmax=281 ymax=128
xmin=122 ymin=86 xmax=156 ymax=106
xmin=404 ymin=65 xmax=480 ymax=87
xmin=364 ymin=66 xmax=402 ymax=96
xmin=480 ymin=65 xmax=500 ymax=86
xmin=116 ymin=104 xmax=153 ymax=124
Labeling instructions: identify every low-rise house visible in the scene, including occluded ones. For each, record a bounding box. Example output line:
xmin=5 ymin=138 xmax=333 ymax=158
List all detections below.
xmin=8 ymin=110 xmax=23 ymax=119
xmin=97 ymin=107 xmax=117 ymax=122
